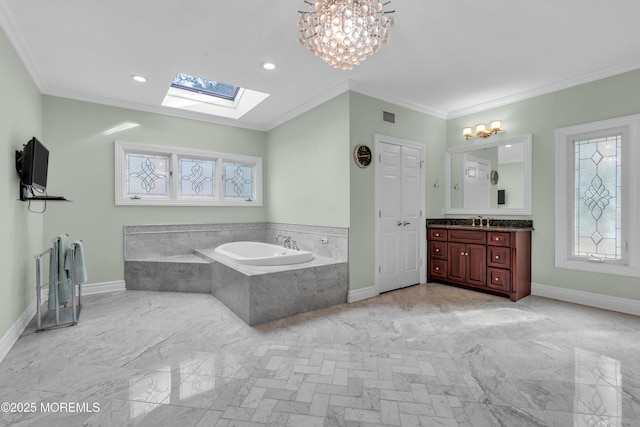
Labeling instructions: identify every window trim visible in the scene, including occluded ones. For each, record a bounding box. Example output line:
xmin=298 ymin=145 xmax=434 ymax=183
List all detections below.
xmin=555 ymin=113 xmax=640 ymax=277
xmin=115 ymin=141 xmax=262 ymax=207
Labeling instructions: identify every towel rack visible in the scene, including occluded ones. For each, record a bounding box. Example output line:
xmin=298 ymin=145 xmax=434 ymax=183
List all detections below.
xmin=34 ymin=237 xmax=83 ymax=332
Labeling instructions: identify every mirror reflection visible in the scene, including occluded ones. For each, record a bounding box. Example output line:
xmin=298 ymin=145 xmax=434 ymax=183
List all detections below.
xmin=445 ymin=135 xmax=532 ymax=215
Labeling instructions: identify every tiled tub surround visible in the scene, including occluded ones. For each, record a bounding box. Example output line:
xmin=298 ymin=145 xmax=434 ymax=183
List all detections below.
xmin=198 ymin=249 xmax=347 ymax=325
xmin=124 ymin=222 xmax=349 ymax=325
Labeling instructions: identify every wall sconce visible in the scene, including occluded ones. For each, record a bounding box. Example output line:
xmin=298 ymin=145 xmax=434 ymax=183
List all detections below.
xmin=462 ymin=120 xmax=503 ymax=140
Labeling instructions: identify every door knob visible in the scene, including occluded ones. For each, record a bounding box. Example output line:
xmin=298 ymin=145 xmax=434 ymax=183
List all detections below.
xmin=397 ymin=221 xmax=403 ymax=226
xmin=403 ymin=221 xmax=411 ymax=226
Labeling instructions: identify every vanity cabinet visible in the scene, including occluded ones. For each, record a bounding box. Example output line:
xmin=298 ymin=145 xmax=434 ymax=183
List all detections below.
xmin=427 ymin=227 xmax=531 ymax=301
xmin=447 ymin=241 xmax=486 ymax=287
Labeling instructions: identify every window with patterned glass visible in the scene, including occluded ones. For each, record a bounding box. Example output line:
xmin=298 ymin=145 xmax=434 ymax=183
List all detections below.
xmin=223 ymin=162 xmax=254 ymax=200
xmin=555 ymin=114 xmax=640 ymax=277
xmin=573 ymin=134 xmax=622 ymax=261
xmin=126 ymin=153 xmax=170 ymax=198
xmin=115 ymin=141 xmax=262 ymax=206
xmin=179 ymin=157 xmax=215 ymax=198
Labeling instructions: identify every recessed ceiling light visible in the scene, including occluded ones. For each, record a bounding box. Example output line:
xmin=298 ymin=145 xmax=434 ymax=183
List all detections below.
xmin=261 ymin=62 xmax=276 ymax=71
xmin=131 ymin=75 xmax=147 ymax=83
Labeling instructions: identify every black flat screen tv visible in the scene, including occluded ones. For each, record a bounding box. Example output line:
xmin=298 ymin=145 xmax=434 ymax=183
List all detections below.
xmin=20 ymin=137 xmax=49 ymax=191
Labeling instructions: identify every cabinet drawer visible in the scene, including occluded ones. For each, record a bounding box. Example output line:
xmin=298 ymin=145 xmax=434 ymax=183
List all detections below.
xmin=488 ymin=232 xmax=510 ymax=247
xmin=487 ymin=246 xmax=511 ymax=269
xmin=430 ymin=241 xmax=447 ymax=260
xmin=428 ymin=229 xmax=447 ymax=241
xmin=487 ymin=268 xmax=510 ymax=292
xmin=430 ymin=259 xmax=448 ymax=280
xmin=448 ymin=230 xmax=486 ymax=244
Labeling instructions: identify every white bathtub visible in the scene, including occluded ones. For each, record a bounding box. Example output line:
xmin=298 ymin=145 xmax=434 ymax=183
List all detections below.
xmin=214 ymin=241 xmax=314 ymax=266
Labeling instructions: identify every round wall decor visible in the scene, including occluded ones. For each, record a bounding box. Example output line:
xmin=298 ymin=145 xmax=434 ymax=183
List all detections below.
xmin=354 ymin=144 xmax=372 ymax=168
xmin=490 ymin=169 xmax=499 ymax=185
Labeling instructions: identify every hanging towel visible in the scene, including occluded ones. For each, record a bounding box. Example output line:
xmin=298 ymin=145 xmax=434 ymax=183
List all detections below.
xmin=48 ymin=234 xmax=71 ymax=310
xmin=65 ymin=240 xmax=88 ymax=286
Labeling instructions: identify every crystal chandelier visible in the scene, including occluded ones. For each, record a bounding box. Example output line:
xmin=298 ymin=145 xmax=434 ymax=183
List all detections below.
xmin=297 ymin=0 xmax=396 ymax=70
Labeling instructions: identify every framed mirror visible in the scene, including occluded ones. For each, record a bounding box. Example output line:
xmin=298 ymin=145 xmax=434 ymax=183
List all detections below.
xmin=445 ymin=134 xmax=532 ymax=215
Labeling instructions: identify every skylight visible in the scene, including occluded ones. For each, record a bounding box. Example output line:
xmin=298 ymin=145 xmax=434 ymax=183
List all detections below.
xmin=171 ymin=73 xmax=240 ymax=101
xmin=162 ymin=72 xmax=269 ymax=120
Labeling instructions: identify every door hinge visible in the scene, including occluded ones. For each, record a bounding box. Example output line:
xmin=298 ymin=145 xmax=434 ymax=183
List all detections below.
xmin=624 ymin=240 xmax=628 ymax=253
xmin=379 ymin=266 xmax=381 ymax=273
xmin=379 ymin=210 xmax=381 ymax=218
xmin=420 ymin=161 xmax=423 ymax=169
xmin=420 ymin=258 xmax=423 ymax=266
xmin=420 ymin=210 xmax=423 ymax=217
xmin=379 ymin=154 xmax=382 ymax=163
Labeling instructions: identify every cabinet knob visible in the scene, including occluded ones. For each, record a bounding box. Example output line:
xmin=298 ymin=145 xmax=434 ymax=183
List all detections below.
xmin=495 ymin=237 xmax=500 ymax=241
xmin=435 ymin=233 xmax=440 ymax=237
xmin=435 ymin=267 xmax=440 ymax=271
xmin=465 ymin=252 xmax=469 ymax=256
xmin=495 ymin=255 xmax=500 ymax=259
xmin=461 ymin=252 xmax=465 ymax=256
xmin=435 ymin=248 xmax=440 ymax=253
xmin=495 ymin=277 xmax=500 ymax=282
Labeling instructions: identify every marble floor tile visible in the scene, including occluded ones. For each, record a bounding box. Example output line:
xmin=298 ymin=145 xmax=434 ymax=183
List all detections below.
xmin=0 ymin=283 xmax=638 ymax=426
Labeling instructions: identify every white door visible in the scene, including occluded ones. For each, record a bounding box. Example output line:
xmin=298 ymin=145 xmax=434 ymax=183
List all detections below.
xmin=376 ymin=138 xmax=424 ymax=294
xmin=463 ymin=154 xmax=491 ymax=210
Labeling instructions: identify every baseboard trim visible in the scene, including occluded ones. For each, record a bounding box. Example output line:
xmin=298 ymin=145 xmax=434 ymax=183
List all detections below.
xmin=0 ymin=298 xmax=37 ymax=363
xmin=0 ymin=280 xmax=126 ymax=363
xmin=532 ymin=282 xmax=640 ymax=316
xmin=348 ymin=285 xmax=378 ymax=303
xmin=82 ymin=280 xmax=126 ymax=295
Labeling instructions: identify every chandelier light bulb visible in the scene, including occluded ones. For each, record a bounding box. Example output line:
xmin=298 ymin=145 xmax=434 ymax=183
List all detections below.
xmin=297 ymin=0 xmax=395 ymax=70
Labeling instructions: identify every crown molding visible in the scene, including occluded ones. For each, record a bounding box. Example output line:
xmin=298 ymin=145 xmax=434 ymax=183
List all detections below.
xmin=447 ymin=59 xmax=640 ymax=119
xmin=42 ymin=87 xmax=268 ymax=132
xmin=0 ymin=0 xmax=46 ymax=91
xmin=347 ymin=80 xmax=448 ymax=120
xmin=264 ymin=80 xmax=352 ymax=131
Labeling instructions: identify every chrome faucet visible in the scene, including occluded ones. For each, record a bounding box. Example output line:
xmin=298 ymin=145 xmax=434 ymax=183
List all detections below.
xmin=275 ymin=234 xmax=299 ymax=250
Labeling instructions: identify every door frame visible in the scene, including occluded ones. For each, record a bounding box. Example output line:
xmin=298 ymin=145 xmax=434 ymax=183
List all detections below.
xmin=374 ymin=134 xmax=427 ymax=294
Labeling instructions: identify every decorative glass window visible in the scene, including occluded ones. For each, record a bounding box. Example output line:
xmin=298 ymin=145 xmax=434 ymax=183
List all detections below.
xmin=115 ymin=141 xmax=262 ymax=206
xmin=555 ymin=114 xmax=640 ymax=277
xmin=179 ymin=157 xmax=215 ymax=198
xmin=573 ymin=134 xmax=622 ymax=261
xmin=126 ymin=153 xmax=170 ymax=198
xmin=223 ymin=162 xmax=254 ymax=200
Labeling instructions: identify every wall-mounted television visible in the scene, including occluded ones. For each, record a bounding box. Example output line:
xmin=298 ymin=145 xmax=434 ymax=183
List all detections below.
xmin=16 ymin=137 xmax=49 ymax=200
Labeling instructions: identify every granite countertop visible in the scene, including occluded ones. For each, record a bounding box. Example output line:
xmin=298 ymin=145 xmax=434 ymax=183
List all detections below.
xmin=426 ymin=224 xmax=533 ymax=232
xmin=426 ymin=219 xmax=534 ymax=232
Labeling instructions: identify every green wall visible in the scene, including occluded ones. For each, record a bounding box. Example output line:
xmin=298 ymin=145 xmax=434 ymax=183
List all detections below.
xmin=446 ymin=69 xmax=640 ymax=301
xmin=348 ymin=92 xmax=447 ymax=291
xmin=498 ymin=162 xmax=524 ymax=210
xmin=266 ymin=93 xmax=350 ymax=226
xmin=4 ymin=21 xmax=639 ymax=346
xmin=0 ymin=26 xmax=43 ymax=339
xmin=42 ymin=96 xmax=267 ymax=284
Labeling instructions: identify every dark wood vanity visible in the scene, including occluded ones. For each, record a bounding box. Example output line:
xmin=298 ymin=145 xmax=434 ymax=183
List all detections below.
xmin=427 ymin=221 xmax=532 ymax=301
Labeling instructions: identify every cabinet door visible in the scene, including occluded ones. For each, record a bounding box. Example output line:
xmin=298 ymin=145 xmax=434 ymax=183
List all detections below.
xmin=447 ymin=242 xmax=466 ymax=283
xmin=466 ymin=244 xmax=486 ymax=287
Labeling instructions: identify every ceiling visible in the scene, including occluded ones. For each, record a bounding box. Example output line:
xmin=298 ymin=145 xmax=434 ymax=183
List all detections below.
xmin=2 ymin=1 xmax=640 ymax=131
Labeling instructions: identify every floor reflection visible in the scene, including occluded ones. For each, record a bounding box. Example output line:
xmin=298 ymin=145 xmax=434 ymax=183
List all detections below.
xmin=574 ymin=348 xmax=622 ymax=426
xmin=129 ymin=353 xmax=217 ymax=420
